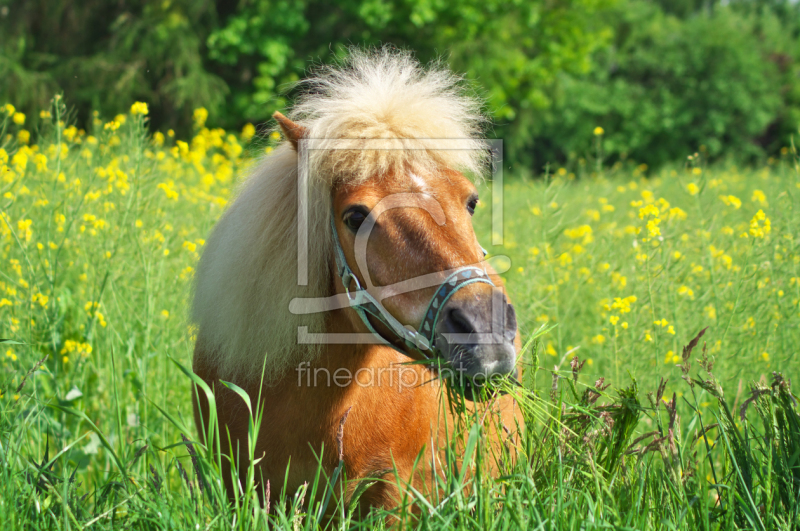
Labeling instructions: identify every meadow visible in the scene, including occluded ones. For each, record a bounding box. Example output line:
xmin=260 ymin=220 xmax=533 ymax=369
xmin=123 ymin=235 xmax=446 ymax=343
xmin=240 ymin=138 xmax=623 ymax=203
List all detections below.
xmin=1 ymin=99 xmax=799 ymax=529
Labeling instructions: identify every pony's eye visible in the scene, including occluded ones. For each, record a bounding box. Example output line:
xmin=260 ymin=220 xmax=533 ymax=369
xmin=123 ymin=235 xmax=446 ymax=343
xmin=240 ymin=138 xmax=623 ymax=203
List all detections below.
xmin=342 ymin=207 xmax=368 ymax=232
xmin=467 ymin=197 xmax=478 ymax=216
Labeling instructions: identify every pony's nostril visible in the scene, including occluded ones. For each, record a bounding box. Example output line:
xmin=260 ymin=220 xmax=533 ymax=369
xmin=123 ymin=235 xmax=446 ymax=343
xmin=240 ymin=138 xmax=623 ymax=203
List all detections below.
xmin=504 ymin=303 xmax=518 ymax=342
xmin=443 ymin=307 xmax=475 ymax=337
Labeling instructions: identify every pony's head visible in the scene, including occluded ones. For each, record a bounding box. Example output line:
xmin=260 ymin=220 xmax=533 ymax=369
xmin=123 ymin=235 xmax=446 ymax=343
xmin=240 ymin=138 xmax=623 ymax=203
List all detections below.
xmin=331 ymin=164 xmax=518 ymax=383
xmin=276 ymin=108 xmax=518 ymax=387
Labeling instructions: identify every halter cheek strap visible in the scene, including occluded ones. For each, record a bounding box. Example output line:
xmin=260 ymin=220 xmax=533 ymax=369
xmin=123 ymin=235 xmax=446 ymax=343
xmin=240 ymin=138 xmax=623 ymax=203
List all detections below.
xmin=330 ymin=214 xmax=494 ymax=359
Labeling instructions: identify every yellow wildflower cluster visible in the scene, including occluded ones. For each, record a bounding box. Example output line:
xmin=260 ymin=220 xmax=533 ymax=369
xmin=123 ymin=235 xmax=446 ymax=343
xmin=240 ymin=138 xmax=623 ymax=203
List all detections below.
xmin=0 ymin=98 xmax=276 ymax=385
xmin=130 ymin=101 xmax=149 ymax=116
xmin=748 ymin=209 xmax=771 ymax=238
xmin=638 ymin=204 xmax=661 ymax=238
xmin=720 ymin=195 xmax=742 ymax=209
xmin=60 ymin=339 xmax=93 ymax=363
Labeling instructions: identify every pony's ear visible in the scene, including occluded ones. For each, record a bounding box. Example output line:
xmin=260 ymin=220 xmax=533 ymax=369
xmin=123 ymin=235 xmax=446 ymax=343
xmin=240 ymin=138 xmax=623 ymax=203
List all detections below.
xmin=272 ymin=111 xmax=307 ymax=150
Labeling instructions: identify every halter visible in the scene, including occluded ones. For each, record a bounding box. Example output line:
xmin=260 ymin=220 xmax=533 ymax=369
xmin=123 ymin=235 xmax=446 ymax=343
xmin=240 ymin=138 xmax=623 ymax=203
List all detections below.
xmin=330 ymin=213 xmax=494 ymax=359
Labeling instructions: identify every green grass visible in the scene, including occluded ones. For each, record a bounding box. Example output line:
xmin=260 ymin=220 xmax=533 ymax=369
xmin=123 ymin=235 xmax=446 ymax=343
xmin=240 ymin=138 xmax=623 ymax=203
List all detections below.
xmin=0 ymin=99 xmax=799 ymax=529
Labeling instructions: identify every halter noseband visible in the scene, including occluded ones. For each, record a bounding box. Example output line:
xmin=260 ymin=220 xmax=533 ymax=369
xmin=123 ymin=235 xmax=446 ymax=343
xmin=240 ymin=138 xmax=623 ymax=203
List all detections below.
xmin=330 ymin=214 xmax=494 ymax=359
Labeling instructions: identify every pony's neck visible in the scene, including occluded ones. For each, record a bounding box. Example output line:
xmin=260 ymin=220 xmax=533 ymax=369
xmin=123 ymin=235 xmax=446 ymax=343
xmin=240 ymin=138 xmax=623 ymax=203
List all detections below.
xmin=318 ymin=308 xmax=374 ymax=370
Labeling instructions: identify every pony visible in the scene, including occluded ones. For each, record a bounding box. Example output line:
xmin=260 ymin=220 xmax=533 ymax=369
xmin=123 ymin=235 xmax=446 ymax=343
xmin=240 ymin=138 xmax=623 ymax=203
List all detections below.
xmin=191 ymin=48 xmax=523 ymax=512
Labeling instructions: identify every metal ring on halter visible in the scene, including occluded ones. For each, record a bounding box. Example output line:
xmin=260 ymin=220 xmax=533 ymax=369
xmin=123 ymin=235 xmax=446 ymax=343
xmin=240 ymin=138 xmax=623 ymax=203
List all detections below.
xmin=330 ymin=212 xmax=494 ymax=359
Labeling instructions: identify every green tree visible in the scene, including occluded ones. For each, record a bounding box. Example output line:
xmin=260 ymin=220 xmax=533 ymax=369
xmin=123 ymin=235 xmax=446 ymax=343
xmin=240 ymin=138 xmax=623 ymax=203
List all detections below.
xmin=530 ymin=1 xmax=785 ymax=169
xmin=0 ymin=0 xmax=226 ymax=131
xmin=2 ymin=0 xmax=799 ymax=169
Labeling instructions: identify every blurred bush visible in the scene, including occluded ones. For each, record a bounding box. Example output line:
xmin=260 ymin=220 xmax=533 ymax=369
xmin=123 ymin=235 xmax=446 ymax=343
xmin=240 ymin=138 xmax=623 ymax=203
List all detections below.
xmin=531 ymin=0 xmax=790 ymax=170
xmin=0 ymin=0 xmax=798 ymax=171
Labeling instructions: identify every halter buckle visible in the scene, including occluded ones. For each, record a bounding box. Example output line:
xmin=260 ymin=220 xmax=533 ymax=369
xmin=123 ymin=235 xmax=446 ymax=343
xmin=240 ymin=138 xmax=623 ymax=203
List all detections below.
xmin=341 ymin=269 xmax=362 ymax=301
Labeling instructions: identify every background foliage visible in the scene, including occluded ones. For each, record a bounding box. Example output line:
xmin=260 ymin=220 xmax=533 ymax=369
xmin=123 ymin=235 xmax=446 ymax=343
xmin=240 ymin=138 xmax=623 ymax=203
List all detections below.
xmin=1 ymin=0 xmax=799 ymax=172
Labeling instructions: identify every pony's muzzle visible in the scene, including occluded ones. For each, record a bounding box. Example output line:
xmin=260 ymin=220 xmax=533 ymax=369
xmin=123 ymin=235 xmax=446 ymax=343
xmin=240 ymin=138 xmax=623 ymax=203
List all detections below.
xmin=434 ymin=288 xmax=517 ymax=385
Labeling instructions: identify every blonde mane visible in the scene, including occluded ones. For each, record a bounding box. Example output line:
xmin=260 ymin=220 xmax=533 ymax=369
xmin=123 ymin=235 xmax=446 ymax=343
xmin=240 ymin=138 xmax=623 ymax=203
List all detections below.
xmin=191 ymin=47 xmax=488 ymax=383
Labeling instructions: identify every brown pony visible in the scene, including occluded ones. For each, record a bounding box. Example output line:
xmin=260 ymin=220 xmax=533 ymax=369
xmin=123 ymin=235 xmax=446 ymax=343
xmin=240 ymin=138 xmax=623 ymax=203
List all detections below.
xmin=191 ymin=49 xmax=523 ymax=511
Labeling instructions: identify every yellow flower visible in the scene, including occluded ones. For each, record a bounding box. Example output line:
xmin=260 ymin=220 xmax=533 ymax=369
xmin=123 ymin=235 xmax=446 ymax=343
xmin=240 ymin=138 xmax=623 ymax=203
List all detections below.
xmin=646 ymin=218 xmax=661 ymax=237
xmin=241 ymin=123 xmax=256 ymax=142
xmin=678 ymin=285 xmax=694 ymax=298
xmin=721 ymin=195 xmax=742 ymax=209
xmin=157 ymin=182 xmax=179 ymax=200
xmin=667 ymin=207 xmax=687 ymax=220
xmin=161 ymin=310 xmax=170 ymax=319
xmin=638 ymin=204 xmax=659 ymax=219
xmin=564 ymin=225 xmax=593 ymax=243
xmin=12 ymin=112 xmax=26 ymax=125
xmin=193 ymin=107 xmax=208 ymax=128
xmin=593 ymin=126 xmax=604 ymax=136
xmin=761 ymin=351 xmax=769 ymax=362
xmin=32 ymin=292 xmax=49 ymax=307
xmin=12 ymin=151 xmax=28 ymax=172
xmin=687 ymin=183 xmax=699 ymax=195
xmin=591 ymin=334 xmax=606 ymax=345
xmin=17 ymin=130 xmax=30 ymax=145
xmin=610 ymin=295 xmax=637 ymax=314
xmin=751 ymin=190 xmax=767 ymax=205
xmin=3 ymin=103 xmax=16 ymax=114
xmin=610 ymin=315 xmax=619 ymax=325
xmin=749 ymin=209 xmax=771 ymax=238
xmin=17 ymin=219 xmax=33 ymax=243
xmin=130 ymin=102 xmax=149 ymax=116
